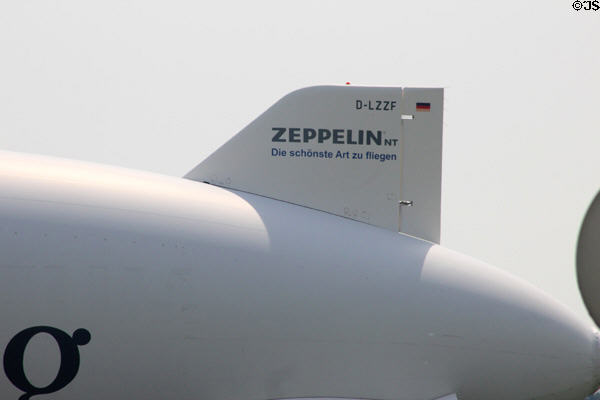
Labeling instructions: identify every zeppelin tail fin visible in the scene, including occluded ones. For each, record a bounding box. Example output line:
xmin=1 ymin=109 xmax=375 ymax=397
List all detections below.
xmin=185 ymin=85 xmax=443 ymax=242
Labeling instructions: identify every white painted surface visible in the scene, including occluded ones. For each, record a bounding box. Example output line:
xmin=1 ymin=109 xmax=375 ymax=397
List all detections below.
xmin=185 ymin=86 xmax=443 ymax=243
xmin=0 ymin=151 xmax=599 ymax=400
xmin=434 ymin=395 xmax=457 ymax=400
xmin=1 ymin=1 xmax=599 ymax=326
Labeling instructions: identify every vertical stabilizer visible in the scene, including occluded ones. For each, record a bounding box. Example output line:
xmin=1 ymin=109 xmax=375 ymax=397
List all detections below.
xmin=399 ymin=88 xmax=444 ymax=242
xmin=185 ymin=85 xmax=443 ymax=242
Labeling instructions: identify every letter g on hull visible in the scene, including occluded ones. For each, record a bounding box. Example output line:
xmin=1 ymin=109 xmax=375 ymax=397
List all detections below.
xmin=3 ymin=326 xmax=91 ymax=400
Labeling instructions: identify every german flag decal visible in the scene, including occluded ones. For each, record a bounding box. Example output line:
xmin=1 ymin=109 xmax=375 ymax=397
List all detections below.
xmin=416 ymin=102 xmax=431 ymax=112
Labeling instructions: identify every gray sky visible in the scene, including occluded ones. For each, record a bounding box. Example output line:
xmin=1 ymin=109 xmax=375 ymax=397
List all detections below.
xmin=1 ymin=1 xmax=599 ymax=323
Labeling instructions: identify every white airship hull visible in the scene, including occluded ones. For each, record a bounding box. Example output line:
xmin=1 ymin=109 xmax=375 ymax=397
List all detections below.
xmin=0 ymin=151 xmax=598 ymax=400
